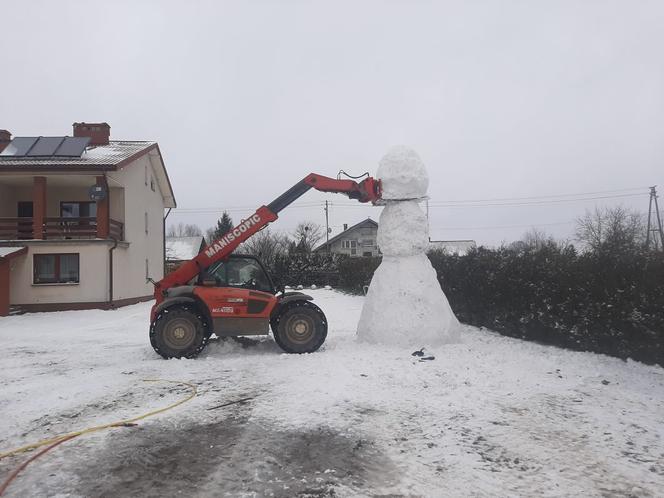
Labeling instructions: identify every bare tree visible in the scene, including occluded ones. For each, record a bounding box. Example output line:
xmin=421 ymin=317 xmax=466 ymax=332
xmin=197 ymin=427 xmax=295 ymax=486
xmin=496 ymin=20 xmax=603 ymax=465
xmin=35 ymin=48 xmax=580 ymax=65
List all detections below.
xmin=293 ymin=221 xmax=323 ymax=253
xmin=522 ymin=227 xmax=556 ymax=249
xmin=237 ymin=229 xmax=290 ymax=269
xmin=167 ymin=222 xmax=203 ymax=237
xmin=508 ymin=228 xmax=555 ymax=251
xmin=205 ymin=227 xmax=216 ymax=244
xmin=575 ymin=206 xmax=645 ymax=252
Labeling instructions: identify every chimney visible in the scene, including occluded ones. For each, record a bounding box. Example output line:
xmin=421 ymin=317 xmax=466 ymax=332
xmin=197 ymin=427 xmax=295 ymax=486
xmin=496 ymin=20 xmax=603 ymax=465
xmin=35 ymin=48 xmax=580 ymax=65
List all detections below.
xmin=73 ymin=122 xmax=110 ymax=145
xmin=343 ymin=223 xmax=348 ymax=231
xmin=0 ymin=130 xmax=11 ymax=153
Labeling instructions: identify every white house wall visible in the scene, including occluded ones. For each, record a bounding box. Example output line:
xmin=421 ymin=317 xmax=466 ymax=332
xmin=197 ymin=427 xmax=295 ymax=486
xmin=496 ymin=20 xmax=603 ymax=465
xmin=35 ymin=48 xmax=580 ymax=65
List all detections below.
xmin=9 ymin=243 xmax=109 ymax=304
xmin=109 ymin=186 xmax=124 ymax=222
xmin=107 ymin=154 xmax=166 ymax=301
xmin=0 ymin=182 xmax=102 ymax=218
xmin=0 ymin=186 xmax=31 ymax=217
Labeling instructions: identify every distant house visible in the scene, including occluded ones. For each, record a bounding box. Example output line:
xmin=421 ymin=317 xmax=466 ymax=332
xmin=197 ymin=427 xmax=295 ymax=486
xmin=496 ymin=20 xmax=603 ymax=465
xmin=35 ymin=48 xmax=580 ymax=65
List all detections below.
xmin=314 ymin=218 xmax=379 ymax=257
xmin=428 ymin=239 xmax=476 ymax=255
xmin=0 ymin=122 xmax=176 ymax=316
xmin=165 ymin=235 xmax=205 ymax=272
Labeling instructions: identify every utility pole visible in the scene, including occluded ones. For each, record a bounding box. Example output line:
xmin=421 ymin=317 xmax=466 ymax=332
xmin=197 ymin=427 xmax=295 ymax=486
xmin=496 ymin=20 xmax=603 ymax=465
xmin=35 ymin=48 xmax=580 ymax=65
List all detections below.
xmin=324 ymin=200 xmax=330 ymax=254
xmin=646 ymin=186 xmax=664 ymax=251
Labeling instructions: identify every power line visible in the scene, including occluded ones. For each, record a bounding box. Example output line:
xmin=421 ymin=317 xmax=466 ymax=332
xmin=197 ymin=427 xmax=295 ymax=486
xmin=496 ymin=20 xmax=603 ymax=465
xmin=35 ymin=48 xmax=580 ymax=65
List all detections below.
xmin=171 ymin=201 xmax=322 ymax=215
xmin=428 ymin=192 xmax=645 ymax=208
xmin=430 ymin=186 xmax=647 ymax=204
xmin=169 ymin=186 xmax=649 ymax=213
xmin=433 ymin=220 xmax=576 ymax=231
xmin=331 ymin=192 xmax=644 ymax=208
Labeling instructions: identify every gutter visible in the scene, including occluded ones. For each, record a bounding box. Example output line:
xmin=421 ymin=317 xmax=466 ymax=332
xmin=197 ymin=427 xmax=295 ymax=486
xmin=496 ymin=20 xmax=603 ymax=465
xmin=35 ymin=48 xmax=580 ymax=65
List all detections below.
xmin=109 ymin=237 xmax=118 ymax=307
xmin=163 ymin=208 xmax=172 ymax=276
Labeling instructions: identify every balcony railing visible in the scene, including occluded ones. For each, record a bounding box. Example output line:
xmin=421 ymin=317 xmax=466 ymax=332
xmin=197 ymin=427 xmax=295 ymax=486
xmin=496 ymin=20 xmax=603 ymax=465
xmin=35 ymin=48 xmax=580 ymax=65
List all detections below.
xmin=0 ymin=218 xmax=33 ymax=239
xmin=109 ymin=218 xmax=124 ymax=240
xmin=0 ymin=217 xmax=124 ymax=241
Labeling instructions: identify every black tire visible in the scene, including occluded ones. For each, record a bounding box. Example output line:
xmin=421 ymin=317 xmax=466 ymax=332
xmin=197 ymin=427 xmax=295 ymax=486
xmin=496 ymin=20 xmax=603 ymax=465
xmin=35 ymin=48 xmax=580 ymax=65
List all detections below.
xmin=150 ymin=306 xmax=210 ymax=359
xmin=273 ymin=301 xmax=327 ymax=353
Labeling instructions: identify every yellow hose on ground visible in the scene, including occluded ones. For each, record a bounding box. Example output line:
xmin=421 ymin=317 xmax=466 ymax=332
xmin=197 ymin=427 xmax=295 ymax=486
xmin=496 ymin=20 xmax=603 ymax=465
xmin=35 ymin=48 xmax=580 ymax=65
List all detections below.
xmin=0 ymin=379 xmax=197 ymax=460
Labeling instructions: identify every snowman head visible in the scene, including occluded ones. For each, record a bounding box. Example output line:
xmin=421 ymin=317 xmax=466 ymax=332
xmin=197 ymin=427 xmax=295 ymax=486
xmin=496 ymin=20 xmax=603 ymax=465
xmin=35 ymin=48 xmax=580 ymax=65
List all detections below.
xmin=376 ymin=146 xmax=429 ymax=200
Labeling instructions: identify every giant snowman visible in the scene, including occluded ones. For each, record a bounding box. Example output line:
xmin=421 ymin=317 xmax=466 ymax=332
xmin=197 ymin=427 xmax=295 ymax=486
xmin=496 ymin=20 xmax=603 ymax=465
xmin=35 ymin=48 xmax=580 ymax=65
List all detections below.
xmin=357 ymin=146 xmax=460 ymax=346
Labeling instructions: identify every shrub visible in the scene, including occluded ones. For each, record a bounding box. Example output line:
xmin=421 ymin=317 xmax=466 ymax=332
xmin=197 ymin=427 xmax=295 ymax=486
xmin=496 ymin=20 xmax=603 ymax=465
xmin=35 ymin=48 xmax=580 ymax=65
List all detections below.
xmin=430 ymin=245 xmax=664 ymax=366
xmin=337 ymin=256 xmax=382 ymax=293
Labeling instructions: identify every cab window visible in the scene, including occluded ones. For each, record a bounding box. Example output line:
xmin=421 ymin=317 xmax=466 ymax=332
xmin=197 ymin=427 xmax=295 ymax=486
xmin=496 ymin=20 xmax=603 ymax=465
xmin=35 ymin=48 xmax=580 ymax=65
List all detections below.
xmin=207 ymin=258 xmax=272 ymax=293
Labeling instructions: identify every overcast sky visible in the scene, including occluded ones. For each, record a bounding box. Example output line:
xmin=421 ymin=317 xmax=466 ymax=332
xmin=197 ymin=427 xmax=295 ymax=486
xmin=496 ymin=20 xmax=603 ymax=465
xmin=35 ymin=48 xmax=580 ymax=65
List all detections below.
xmin=2 ymin=0 xmax=662 ymax=246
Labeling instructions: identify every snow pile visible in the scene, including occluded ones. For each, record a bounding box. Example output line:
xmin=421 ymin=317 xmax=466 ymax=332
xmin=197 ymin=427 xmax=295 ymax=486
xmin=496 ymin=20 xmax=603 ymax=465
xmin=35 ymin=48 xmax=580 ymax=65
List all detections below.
xmin=358 ymin=254 xmax=460 ymax=345
xmin=358 ymin=146 xmax=460 ymax=346
xmin=376 ymin=146 xmax=428 ymax=200
xmin=2 ymin=292 xmax=664 ymax=496
xmin=376 ymin=200 xmax=429 ymax=256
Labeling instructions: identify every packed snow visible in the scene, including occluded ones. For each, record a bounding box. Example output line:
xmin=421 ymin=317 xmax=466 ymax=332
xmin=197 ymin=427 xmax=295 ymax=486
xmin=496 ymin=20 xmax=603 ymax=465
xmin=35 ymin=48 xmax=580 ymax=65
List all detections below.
xmin=1 ymin=290 xmax=663 ymax=497
xmin=376 ymin=145 xmax=429 ymax=200
xmin=358 ymin=254 xmax=460 ymax=346
xmin=358 ymin=147 xmax=460 ymax=346
xmin=376 ymin=200 xmax=429 ymax=256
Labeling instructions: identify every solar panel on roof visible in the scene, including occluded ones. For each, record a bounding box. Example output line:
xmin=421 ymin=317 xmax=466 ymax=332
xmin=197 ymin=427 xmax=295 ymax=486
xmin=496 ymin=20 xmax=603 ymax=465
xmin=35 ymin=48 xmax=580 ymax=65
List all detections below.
xmin=0 ymin=137 xmax=38 ymax=156
xmin=27 ymin=137 xmax=67 ymax=156
xmin=53 ymin=136 xmax=90 ymax=157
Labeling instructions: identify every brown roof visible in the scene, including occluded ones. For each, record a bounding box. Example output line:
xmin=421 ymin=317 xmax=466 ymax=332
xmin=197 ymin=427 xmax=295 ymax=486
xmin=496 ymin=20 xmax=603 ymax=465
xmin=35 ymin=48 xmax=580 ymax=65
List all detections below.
xmin=0 ymin=140 xmax=176 ymax=208
xmin=0 ymin=140 xmax=157 ymax=171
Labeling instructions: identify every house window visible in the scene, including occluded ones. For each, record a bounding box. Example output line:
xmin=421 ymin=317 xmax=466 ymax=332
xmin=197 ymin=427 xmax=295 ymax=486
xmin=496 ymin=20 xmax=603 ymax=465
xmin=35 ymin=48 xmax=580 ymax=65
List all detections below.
xmin=34 ymin=254 xmax=79 ymax=284
xmin=61 ymin=201 xmax=96 ymax=218
xmin=342 ymin=240 xmax=357 ymax=249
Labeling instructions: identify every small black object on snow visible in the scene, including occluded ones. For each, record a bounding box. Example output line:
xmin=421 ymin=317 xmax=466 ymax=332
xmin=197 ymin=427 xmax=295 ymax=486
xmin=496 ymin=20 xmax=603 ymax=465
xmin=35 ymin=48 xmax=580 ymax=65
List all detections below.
xmin=412 ymin=348 xmax=425 ymax=357
xmin=601 ymin=379 xmax=610 ymax=385
xmin=419 ymin=356 xmax=435 ymax=362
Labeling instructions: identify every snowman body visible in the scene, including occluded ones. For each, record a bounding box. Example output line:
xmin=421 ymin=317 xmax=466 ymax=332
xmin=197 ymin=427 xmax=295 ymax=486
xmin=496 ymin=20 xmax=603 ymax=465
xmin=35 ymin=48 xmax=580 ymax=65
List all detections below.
xmin=357 ymin=147 xmax=460 ymax=346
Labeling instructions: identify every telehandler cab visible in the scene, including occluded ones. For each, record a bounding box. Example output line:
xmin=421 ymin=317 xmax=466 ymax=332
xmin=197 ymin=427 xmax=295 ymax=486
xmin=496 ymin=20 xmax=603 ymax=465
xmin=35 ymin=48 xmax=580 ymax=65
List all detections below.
xmin=149 ymin=173 xmax=381 ymax=358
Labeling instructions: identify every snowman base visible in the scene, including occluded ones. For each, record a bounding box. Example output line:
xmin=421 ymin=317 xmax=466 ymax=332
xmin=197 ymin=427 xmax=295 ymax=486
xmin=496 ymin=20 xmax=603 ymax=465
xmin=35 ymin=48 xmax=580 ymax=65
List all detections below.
xmin=357 ymin=254 xmax=460 ymax=346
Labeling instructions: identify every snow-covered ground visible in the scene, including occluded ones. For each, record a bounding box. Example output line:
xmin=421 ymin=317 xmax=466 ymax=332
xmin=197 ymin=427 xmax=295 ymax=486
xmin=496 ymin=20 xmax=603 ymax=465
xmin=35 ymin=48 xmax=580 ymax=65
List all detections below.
xmin=1 ymin=289 xmax=663 ymax=497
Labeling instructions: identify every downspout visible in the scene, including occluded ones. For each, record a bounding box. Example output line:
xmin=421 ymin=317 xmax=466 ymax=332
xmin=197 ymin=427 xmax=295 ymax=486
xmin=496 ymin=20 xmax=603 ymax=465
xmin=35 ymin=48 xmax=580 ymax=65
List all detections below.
xmin=109 ymin=237 xmax=118 ymax=308
xmin=163 ymin=208 xmax=172 ymax=276
xmin=103 ymin=171 xmax=119 ymax=308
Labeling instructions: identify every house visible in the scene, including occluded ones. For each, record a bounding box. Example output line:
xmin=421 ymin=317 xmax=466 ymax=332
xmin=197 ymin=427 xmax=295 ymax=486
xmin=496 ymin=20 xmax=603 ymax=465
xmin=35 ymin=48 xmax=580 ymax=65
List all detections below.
xmin=313 ymin=216 xmax=476 ymax=258
xmin=428 ymin=239 xmax=476 ymax=255
xmin=165 ymin=235 xmax=205 ymax=273
xmin=0 ymin=122 xmax=176 ymax=316
xmin=314 ymin=218 xmax=379 ymax=257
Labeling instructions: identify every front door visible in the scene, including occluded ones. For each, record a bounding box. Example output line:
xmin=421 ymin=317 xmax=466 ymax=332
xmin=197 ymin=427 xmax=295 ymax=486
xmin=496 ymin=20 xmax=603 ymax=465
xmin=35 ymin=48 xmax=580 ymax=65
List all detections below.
xmin=17 ymin=201 xmax=33 ymax=239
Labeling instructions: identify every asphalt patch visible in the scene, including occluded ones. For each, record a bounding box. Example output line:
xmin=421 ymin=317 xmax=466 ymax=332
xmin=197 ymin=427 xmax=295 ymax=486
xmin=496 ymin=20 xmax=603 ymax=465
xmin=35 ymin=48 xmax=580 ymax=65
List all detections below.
xmin=39 ymin=415 xmax=397 ymax=497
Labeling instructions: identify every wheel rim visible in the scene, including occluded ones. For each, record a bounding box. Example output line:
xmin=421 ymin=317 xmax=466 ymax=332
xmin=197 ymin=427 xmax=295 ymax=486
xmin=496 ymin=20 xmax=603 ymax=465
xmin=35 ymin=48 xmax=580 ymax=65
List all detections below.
xmin=163 ymin=318 xmax=196 ymax=350
xmin=285 ymin=314 xmax=315 ymax=344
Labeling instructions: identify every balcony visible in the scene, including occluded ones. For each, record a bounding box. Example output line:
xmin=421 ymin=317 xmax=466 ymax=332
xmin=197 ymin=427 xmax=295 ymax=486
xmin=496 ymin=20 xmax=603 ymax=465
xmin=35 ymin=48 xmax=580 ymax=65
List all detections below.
xmin=0 ymin=217 xmax=123 ymax=241
xmin=0 ymin=174 xmax=126 ymax=242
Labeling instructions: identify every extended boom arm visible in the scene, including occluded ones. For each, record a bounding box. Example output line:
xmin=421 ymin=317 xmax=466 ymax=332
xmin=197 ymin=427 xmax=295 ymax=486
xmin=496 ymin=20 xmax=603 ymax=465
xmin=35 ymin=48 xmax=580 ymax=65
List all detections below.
xmin=154 ymin=173 xmax=381 ymax=301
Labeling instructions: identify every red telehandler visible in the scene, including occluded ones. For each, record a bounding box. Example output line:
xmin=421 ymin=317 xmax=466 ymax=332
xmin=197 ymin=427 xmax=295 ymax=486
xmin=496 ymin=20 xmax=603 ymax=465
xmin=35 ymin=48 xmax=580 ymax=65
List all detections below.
xmin=150 ymin=173 xmax=382 ymax=358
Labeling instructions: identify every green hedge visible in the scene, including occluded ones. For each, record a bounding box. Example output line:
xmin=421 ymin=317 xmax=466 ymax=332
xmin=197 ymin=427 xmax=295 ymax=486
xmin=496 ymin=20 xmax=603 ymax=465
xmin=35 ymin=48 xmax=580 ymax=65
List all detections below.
xmin=429 ymin=245 xmax=664 ymax=366
xmin=262 ymin=246 xmax=664 ymax=365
